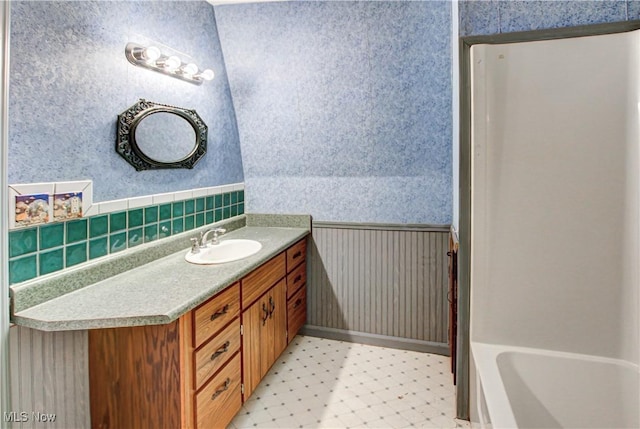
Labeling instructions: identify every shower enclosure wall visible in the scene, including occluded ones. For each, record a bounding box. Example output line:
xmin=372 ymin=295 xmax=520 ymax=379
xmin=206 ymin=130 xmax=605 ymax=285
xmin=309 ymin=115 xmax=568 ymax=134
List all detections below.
xmin=468 ymin=26 xmax=640 ymax=428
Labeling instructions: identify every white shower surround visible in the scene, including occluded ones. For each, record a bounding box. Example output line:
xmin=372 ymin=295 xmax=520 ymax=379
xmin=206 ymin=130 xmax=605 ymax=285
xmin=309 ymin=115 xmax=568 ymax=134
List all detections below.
xmin=470 ymin=29 xmax=640 ymax=427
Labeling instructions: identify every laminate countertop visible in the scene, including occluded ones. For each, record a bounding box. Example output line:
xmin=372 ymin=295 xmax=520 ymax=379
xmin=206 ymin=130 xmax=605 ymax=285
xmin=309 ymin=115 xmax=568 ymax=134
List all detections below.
xmin=10 ymin=214 xmax=310 ymax=331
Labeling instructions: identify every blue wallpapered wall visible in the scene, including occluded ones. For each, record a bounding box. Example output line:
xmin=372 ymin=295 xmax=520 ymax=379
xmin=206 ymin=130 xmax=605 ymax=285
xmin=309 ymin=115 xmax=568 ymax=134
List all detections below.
xmin=459 ymin=0 xmax=639 ymax=36
xmin=214 ymin=1 xmax=453 ymax=224
xmin=10 ymin=1 xmax=637 ymax=224
xmin=9 ymin=1 xmax=244 ymax=203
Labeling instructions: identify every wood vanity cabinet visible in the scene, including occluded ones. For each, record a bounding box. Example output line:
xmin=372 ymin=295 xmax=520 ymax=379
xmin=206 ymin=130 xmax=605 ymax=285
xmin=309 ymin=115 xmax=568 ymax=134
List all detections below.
xmin=89 ymin=282 xmax=242 ymax=429
xmin=88 ymin=237 xmax=307 ymax=429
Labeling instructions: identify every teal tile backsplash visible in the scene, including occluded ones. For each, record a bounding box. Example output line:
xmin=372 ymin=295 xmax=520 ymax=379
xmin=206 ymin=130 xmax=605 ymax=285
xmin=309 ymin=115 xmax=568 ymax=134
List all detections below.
xmin=7 ymin=190 xmax=245 ymax=284
xmin=128 ymin=228 xmax=143 ymax=247
xmin=159 ymin=220 xmax=171 ymax=239
xmin=89 ymin=215 xmax=108 ymax=238
xmin=185 ymin=215 xmax=195 ymax=231
xmin=110 ymin=212 xmax=127 ymax=232
xmin=196 ymin=212 xmax=204 ymax=228
xmin=110 ymin=232 xmax=128 ymax=253
xmin=89 ymin=237 xmax=108 ymax=259
xmin=128 ymin=209 xmax=143 ymax=228
xmin=159 ymin=203 xmax=172 ymax=221
xmin=40 ymin=223 xmax=64 ymax=250
xmin=172 ymin=218 xmax=184 ymax=235
xmin=39 ymin=248 xmax=63 ymax=275
xmin=66 ymin=219 xmax=88 ymax=244
xmin=185 ymin=200 xmax=195 ymax=215
xmin=66 ymin=242 xmax=87 ymax=267
xmin=9 ymin=228 xmax=37 ymax=258
xmin=144 ymin=206 xmax=158 ymax=224
xmin=172 ymin=201 xmax=184 ymax=218
xmin=9 ymin=255 xmax=37 ymax=284
xmin=144 ymin=224 xmax=158 ymax=243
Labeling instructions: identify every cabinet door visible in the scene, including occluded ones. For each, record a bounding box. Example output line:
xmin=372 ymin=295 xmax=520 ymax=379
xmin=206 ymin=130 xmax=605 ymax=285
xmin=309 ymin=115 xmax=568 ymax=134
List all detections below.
xmin=271 ymin=279 xmax=287 ymax=360
xmin=241 ymin=296 xmax=268 ymax=400
xmin=259 ymin=279 xmax=287 ymax=377
xmin=242 ymin=279 xmax=287 ymax=401
xmin=260 ymin=292 xmax=275 ymax=379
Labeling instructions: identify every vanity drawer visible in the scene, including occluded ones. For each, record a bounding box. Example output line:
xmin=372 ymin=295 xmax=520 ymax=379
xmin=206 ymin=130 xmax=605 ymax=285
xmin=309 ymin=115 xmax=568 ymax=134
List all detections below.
xmin=286 ymin=239 xmax=307 ymax=271
xmin=194 ymin=320 xmax=240 ymax=391
xmin=286 ymin=262 xmax=306 ymax=299
xmin=196 ymin=352 xmax=242 ymax=429
xmin=242 ymin=252 xmax=286 ymax=309
xmin=193 ymin=283 xmax=240 ymax=349
xmin=287 ymin=285 xmax=306 ymax=342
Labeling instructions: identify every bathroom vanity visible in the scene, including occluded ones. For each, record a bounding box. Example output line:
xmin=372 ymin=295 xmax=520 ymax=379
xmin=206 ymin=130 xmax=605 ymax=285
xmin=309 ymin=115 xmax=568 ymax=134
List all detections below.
xmin=90 ymin=237 xmax=306 ymax=429
xmin=9 ymin=214 xmax=309 ymax=429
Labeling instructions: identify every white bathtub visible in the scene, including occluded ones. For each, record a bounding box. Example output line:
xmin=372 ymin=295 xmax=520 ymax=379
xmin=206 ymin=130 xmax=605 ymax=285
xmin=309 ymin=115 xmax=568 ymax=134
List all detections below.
xmin=472 ymin=342 xmax=640 ymax=429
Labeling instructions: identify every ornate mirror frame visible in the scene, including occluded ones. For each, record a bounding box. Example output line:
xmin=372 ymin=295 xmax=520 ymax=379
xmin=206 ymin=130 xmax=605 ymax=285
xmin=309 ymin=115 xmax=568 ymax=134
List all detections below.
xmin=116 ymin=99 xmax=208 ymax=171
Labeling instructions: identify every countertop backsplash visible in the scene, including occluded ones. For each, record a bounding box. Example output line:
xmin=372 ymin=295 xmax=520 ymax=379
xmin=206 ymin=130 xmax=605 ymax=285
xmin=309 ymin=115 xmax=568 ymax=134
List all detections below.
xmin=8 ymin=184 xmax=245 ymax=286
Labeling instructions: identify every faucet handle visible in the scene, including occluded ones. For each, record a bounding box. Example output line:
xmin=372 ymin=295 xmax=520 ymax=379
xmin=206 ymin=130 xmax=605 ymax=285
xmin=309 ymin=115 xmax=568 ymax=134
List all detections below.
xmin=190 ymin=237 xmax=200 ymax=254
xmin=212 ymin=227 xmax=226 ymax=244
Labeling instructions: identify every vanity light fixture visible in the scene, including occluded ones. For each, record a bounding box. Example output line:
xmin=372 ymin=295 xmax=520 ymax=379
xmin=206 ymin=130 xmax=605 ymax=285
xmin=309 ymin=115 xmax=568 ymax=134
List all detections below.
xmin=125 ymin=42 xmax=215 ymax=85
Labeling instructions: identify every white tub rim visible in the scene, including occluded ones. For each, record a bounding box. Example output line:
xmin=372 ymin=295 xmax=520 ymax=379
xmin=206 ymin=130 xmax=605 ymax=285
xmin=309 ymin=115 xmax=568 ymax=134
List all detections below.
xmin=471 ymin=341 xmax=640 ymax=429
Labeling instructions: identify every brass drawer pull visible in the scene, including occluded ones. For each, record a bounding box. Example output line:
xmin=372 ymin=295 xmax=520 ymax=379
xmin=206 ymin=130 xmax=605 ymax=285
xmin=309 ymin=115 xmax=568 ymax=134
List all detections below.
xmin=293 ymin=298 xmax=303 ymax=309
xmin=210 ymin=304 xmax=230 ymax=321
xmin=211 ymin=378 xmax=231 ymax=401
xmin=210 ymin=341 xmax=230 ymax=361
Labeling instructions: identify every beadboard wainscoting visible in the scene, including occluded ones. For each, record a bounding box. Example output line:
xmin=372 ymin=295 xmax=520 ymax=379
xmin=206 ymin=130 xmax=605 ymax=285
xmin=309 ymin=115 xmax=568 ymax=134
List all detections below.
xmin=303 ymin=222 xmax=450 ymax=355
xmin=7 ymin=325 xmax=90 ymax=428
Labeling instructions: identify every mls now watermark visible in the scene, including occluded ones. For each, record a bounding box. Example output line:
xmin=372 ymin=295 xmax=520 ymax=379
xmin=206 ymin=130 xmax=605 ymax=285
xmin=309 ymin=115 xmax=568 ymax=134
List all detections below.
xmin=4 ymin=411 xmax=57 ymax=423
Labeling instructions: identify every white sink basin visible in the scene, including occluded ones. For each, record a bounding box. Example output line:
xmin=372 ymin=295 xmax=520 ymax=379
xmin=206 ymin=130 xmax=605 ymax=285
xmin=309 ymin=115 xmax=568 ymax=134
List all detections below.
xmin=185 ymin=239 xmax=262 ymax=265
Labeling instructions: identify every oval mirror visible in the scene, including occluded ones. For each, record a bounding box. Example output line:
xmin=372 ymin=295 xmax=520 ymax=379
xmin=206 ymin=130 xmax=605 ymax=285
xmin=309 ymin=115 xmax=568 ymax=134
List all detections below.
xmin=134 ymin=112 xmax=197 ymax=163
xmin=116 ymin=99 xmax=208 ymax=171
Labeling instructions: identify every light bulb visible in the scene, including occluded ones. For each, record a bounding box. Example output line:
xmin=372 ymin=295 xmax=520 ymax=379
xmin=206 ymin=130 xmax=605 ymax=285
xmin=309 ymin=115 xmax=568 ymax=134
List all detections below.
xmin=164 ymin=56 xmax=181 ymax=71
xmin=143 ymin=46 xmax=161 ymax=62
xmin=182 ymin=63 xmax=198 ymax=76
xmin=199 ymin=69 xmax=215 ymax=81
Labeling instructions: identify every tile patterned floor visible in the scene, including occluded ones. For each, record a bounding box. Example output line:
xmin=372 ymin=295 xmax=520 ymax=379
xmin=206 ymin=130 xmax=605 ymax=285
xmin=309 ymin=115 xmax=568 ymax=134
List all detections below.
xmin=230 ymin=336 xmax=470 ymax=429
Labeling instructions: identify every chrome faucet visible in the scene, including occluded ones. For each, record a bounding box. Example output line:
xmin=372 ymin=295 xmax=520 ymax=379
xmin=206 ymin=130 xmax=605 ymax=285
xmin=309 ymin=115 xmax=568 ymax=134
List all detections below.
xmin=199 ymin=227 xmax=226 ymax=247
